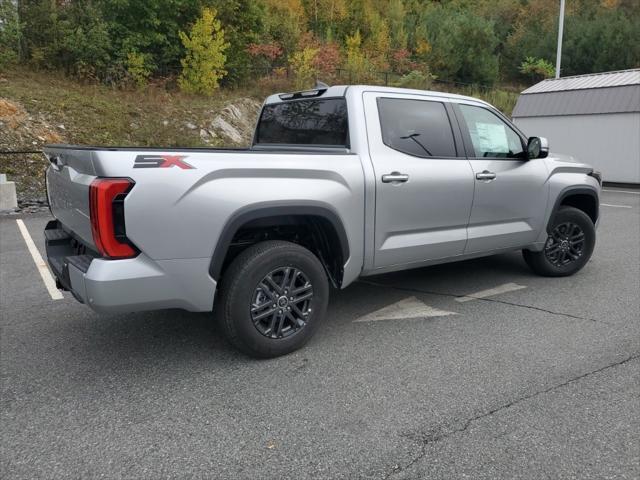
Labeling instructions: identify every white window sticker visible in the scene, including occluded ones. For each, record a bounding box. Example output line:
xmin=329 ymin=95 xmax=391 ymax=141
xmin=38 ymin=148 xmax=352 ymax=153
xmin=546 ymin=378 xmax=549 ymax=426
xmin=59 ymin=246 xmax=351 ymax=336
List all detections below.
xmin=470 ymin=122 xmax=509 ymax=154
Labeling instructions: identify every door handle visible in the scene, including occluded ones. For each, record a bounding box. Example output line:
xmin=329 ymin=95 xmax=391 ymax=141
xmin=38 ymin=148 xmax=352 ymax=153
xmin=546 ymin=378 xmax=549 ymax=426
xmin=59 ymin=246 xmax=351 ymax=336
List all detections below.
xmin=476 ymin=170 xmax=496 ymax=181
xmin=382 ymin=172 xmax=410 ymax=183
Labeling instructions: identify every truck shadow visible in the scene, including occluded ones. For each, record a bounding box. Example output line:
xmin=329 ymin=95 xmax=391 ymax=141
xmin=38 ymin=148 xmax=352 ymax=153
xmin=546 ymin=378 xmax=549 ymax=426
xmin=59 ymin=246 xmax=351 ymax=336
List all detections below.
xmin=70 ymin=252 xmax=530 ymax=372
xmin=366 ymin=251 xmax=530 ymax=288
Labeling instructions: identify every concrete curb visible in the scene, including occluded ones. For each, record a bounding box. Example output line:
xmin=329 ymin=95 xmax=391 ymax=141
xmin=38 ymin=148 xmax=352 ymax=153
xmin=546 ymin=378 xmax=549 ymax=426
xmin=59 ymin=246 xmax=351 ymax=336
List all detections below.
xmin=0 ymin=173 xmax=18 ymax=211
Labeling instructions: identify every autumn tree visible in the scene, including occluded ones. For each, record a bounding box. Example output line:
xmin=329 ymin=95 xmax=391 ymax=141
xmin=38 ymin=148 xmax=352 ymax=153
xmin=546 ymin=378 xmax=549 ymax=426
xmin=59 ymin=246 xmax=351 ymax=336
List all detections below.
xmin=297 ymin=32 xmax=342 ymax=81
xmin=364 ymin=10 xmax=391 ymax=70
xmin=261 ymin=0 xmax=307 ymax=55
xmin=8 ymin=0 xmax=640 ymax=87
xmin=290 ymin=46 xmax=319 ymax=89
xmin=178 ymin=8 xmax=228 ymax=95
xmin=303 ymin=0 xmax=347 ymax=40
xmin=345 ymin=30 xmax=376 ymax=82
xmin=388 ymin=0 xmax=408 ymax=50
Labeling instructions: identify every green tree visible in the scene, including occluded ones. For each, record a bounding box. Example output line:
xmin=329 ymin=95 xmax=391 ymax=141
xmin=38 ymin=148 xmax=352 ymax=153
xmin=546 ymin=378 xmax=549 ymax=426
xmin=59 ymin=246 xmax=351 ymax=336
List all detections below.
xmin=519 ymin=56 xmax=555 ymax=81
xmin=97 ymin=0 xmax=204 ymax=75
xmin=178 ymin=7 xmax=228 ymax=95
xmin=560 ymin=8 xmax=640 ymax=75
xmin=393 ymin=69 xmax=436 ymax=90
xmin=18 ymin=1 xmax=111 ymax=77
xmin=503 ymin=0 xmax=570 ymax=79
xmin=57 ymin=2 xmax=112 ymax=78
xmin=210 ymin=0 xmax=265 ymax=86
xmin=17 ymin=0 xmax=54 ymax=64
xmin=0 ymin=0 xmax=22 ymax=67
xmin=506 ymin=0 xmax=640 ymax=78
xmin=416 ymin=4 xmax=499 ymax=85
xmin=126 ymin=51 xmax=153 ymax=88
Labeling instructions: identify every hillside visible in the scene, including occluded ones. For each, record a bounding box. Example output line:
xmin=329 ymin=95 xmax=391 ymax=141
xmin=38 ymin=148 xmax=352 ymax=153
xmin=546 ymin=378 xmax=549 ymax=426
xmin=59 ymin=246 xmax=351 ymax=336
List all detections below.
xmin=0 ymin=68 xmax=262 ymax=206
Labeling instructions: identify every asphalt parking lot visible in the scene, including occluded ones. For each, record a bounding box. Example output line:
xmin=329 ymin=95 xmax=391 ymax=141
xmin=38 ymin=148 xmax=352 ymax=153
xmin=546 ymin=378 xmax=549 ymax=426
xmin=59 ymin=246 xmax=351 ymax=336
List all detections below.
xmin=1 ymin=188 xmax=639 ymax=479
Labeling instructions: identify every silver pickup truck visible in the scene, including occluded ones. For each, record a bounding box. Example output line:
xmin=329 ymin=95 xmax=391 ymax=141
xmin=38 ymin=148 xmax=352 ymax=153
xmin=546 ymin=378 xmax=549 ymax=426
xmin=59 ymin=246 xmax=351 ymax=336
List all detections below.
xmin=44 ymin=85 xmax=601 ymax=357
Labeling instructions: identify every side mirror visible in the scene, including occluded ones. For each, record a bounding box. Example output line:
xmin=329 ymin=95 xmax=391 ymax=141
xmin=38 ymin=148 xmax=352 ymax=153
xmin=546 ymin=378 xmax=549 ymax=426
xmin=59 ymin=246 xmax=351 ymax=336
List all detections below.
xmin=527 ymin=137 xmax=549 ymax=159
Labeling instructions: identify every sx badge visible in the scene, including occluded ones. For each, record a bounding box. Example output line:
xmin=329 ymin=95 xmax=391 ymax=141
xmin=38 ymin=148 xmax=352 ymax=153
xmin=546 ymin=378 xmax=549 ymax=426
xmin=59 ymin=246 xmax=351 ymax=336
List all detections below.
xmin=133 ymin=155 xmax=194 ymax=169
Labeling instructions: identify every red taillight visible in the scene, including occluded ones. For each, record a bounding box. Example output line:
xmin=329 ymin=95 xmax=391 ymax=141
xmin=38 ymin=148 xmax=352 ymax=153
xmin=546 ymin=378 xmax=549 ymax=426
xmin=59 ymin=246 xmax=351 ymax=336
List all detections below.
xmin=89 ymin=178 xmax=137 ymax=259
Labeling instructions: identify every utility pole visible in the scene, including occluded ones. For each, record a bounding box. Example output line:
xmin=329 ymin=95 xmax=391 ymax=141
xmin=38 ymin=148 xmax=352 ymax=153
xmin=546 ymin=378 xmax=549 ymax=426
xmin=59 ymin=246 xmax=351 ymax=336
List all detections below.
xmin=555 ymin=0 xmax=566 ymax=79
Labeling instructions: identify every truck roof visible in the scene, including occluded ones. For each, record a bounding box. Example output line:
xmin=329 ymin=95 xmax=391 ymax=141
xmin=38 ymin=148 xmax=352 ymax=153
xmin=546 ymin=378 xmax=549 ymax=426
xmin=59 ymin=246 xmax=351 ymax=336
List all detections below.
xmin=264 ymin=85 xmax=492 ymax=108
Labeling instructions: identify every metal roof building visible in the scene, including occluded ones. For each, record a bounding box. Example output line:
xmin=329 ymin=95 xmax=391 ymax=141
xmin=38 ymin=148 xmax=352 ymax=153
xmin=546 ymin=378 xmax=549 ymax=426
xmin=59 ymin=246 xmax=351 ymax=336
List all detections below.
xmin=512 ymin=69 xmax=640 ymax=184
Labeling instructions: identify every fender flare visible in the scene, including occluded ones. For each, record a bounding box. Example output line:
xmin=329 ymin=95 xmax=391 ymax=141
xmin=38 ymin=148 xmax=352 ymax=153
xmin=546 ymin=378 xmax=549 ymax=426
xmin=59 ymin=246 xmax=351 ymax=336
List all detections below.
xmin=548 ymin=186 xmax=599 ymax=232
xmin=208 ymin=203 xmax=350 ymax=281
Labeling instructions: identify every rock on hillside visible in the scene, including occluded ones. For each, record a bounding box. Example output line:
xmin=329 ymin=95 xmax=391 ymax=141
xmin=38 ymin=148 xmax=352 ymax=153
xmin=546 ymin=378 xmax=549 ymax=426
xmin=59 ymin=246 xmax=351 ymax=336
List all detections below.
xmin=201 ymin=98 xmax=262 ymax=145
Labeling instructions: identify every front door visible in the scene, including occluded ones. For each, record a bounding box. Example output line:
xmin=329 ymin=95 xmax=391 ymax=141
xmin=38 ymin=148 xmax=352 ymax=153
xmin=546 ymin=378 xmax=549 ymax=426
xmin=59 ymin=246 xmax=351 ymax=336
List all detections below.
xmin=363 ymin=92 xmax=475 ymax=269
xmin=454 ymin=102 xmax=549 ymax=253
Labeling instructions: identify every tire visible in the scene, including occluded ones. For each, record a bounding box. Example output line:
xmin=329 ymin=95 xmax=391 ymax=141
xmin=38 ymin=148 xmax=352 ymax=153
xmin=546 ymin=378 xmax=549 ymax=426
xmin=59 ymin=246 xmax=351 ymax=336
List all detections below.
xmin=217 ymin=240 xmax=329 ymax=358
xmin=523 ymin=206 xmax=596 ymax=277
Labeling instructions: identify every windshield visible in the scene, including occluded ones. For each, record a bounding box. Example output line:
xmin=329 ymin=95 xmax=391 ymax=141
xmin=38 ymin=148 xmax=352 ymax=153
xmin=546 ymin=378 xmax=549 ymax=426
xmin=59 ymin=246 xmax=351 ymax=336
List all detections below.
xmin=255 ymin=98 xmax=349 ymax=147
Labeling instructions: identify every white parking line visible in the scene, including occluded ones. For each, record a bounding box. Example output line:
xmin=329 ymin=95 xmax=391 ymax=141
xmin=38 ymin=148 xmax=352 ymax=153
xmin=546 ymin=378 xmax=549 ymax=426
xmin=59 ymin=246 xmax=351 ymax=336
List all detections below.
xmin=455 ymin=282 xmax=526 ymax=303
xmin=602 ymin=189 xmax=640 ymax=195
xmin=16 ymin=219 xmax=64 ymax=300
xmin=354 ymin=296 xmax=456 ymax=322
xmin=601 ymin=203 xmax=632 ymax=208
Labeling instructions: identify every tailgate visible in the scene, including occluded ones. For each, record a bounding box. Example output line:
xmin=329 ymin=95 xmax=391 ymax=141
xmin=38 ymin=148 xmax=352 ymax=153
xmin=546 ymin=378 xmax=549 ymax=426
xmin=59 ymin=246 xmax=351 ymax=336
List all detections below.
xmin=44 ymin=147 xmax=97 ymax=249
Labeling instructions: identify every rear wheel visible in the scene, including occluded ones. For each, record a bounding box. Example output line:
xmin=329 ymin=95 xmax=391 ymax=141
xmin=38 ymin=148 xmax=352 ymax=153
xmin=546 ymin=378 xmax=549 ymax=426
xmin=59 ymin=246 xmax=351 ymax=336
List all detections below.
xmin=523 ymin=206 xmax=596 ymax=277
xmin=217 ymin=240 xmax=329 ymax=358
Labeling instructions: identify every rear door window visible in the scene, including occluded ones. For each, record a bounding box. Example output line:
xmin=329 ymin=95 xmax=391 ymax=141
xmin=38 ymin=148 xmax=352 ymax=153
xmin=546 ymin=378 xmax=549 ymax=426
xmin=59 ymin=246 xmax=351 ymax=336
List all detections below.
xmin=255 ymin=98 xmax=349 ymax=146
xmin=377 ymin=97 xmax=458 ymax=158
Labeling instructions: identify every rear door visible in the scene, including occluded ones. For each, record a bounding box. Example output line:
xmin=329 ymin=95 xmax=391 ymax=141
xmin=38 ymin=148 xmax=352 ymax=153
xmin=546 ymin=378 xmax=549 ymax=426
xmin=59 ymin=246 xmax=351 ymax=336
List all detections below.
xmin=452 ymin=102 xmax=549 ymax=253
xmin=363 ymin=92 xmax=474 ymax=269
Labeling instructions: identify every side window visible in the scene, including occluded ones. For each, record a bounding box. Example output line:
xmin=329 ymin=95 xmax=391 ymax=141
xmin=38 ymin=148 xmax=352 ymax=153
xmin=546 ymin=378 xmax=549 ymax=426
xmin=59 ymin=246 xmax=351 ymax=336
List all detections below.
xmin=377 ymin=98 xmax=457 ymax=158
xmin=458 ymin=104 xmax=525 ymax=158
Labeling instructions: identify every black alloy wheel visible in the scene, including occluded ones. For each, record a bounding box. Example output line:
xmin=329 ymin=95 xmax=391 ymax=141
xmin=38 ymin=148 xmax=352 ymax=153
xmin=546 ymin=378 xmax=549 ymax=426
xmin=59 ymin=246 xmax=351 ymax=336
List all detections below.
xmin=544 ymin=221 xmax=586 ymax=267
xmin=250 ymin=267 xmax=314 ymax=339
xmin=523 ymin=206 xmax=596 ymax=277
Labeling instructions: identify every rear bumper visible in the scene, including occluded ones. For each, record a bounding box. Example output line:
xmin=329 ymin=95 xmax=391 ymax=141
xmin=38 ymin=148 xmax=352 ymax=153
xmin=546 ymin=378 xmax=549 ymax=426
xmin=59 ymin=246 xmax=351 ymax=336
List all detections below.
xmin=45 ymin=220 xmax=216 ymax=313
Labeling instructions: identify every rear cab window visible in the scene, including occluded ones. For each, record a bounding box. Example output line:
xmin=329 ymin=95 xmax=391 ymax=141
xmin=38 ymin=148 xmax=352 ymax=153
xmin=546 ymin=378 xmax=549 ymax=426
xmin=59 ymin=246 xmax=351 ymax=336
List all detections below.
xmin=255 ymin=98 xmax=349 ymax=147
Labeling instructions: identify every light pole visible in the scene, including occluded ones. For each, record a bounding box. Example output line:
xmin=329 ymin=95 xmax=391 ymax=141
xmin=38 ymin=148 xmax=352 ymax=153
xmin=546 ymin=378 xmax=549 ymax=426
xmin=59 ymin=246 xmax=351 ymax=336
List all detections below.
xmin=555 ymin=0 xmax=566 ymax=79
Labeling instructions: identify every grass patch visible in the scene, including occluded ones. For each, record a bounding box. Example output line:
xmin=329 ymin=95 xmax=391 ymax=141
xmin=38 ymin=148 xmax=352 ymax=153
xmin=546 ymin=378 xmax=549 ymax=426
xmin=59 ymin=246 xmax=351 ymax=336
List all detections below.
xmin=0 ymin=67 xmax=254 ymax=148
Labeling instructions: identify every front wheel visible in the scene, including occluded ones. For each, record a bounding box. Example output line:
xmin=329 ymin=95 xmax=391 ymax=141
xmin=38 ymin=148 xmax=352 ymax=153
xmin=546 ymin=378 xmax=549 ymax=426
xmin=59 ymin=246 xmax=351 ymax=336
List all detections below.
xmin=523 ymin=206 xmax=596 ymax=277
xmin=217 ymin=240 xmax=329 ymax=358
